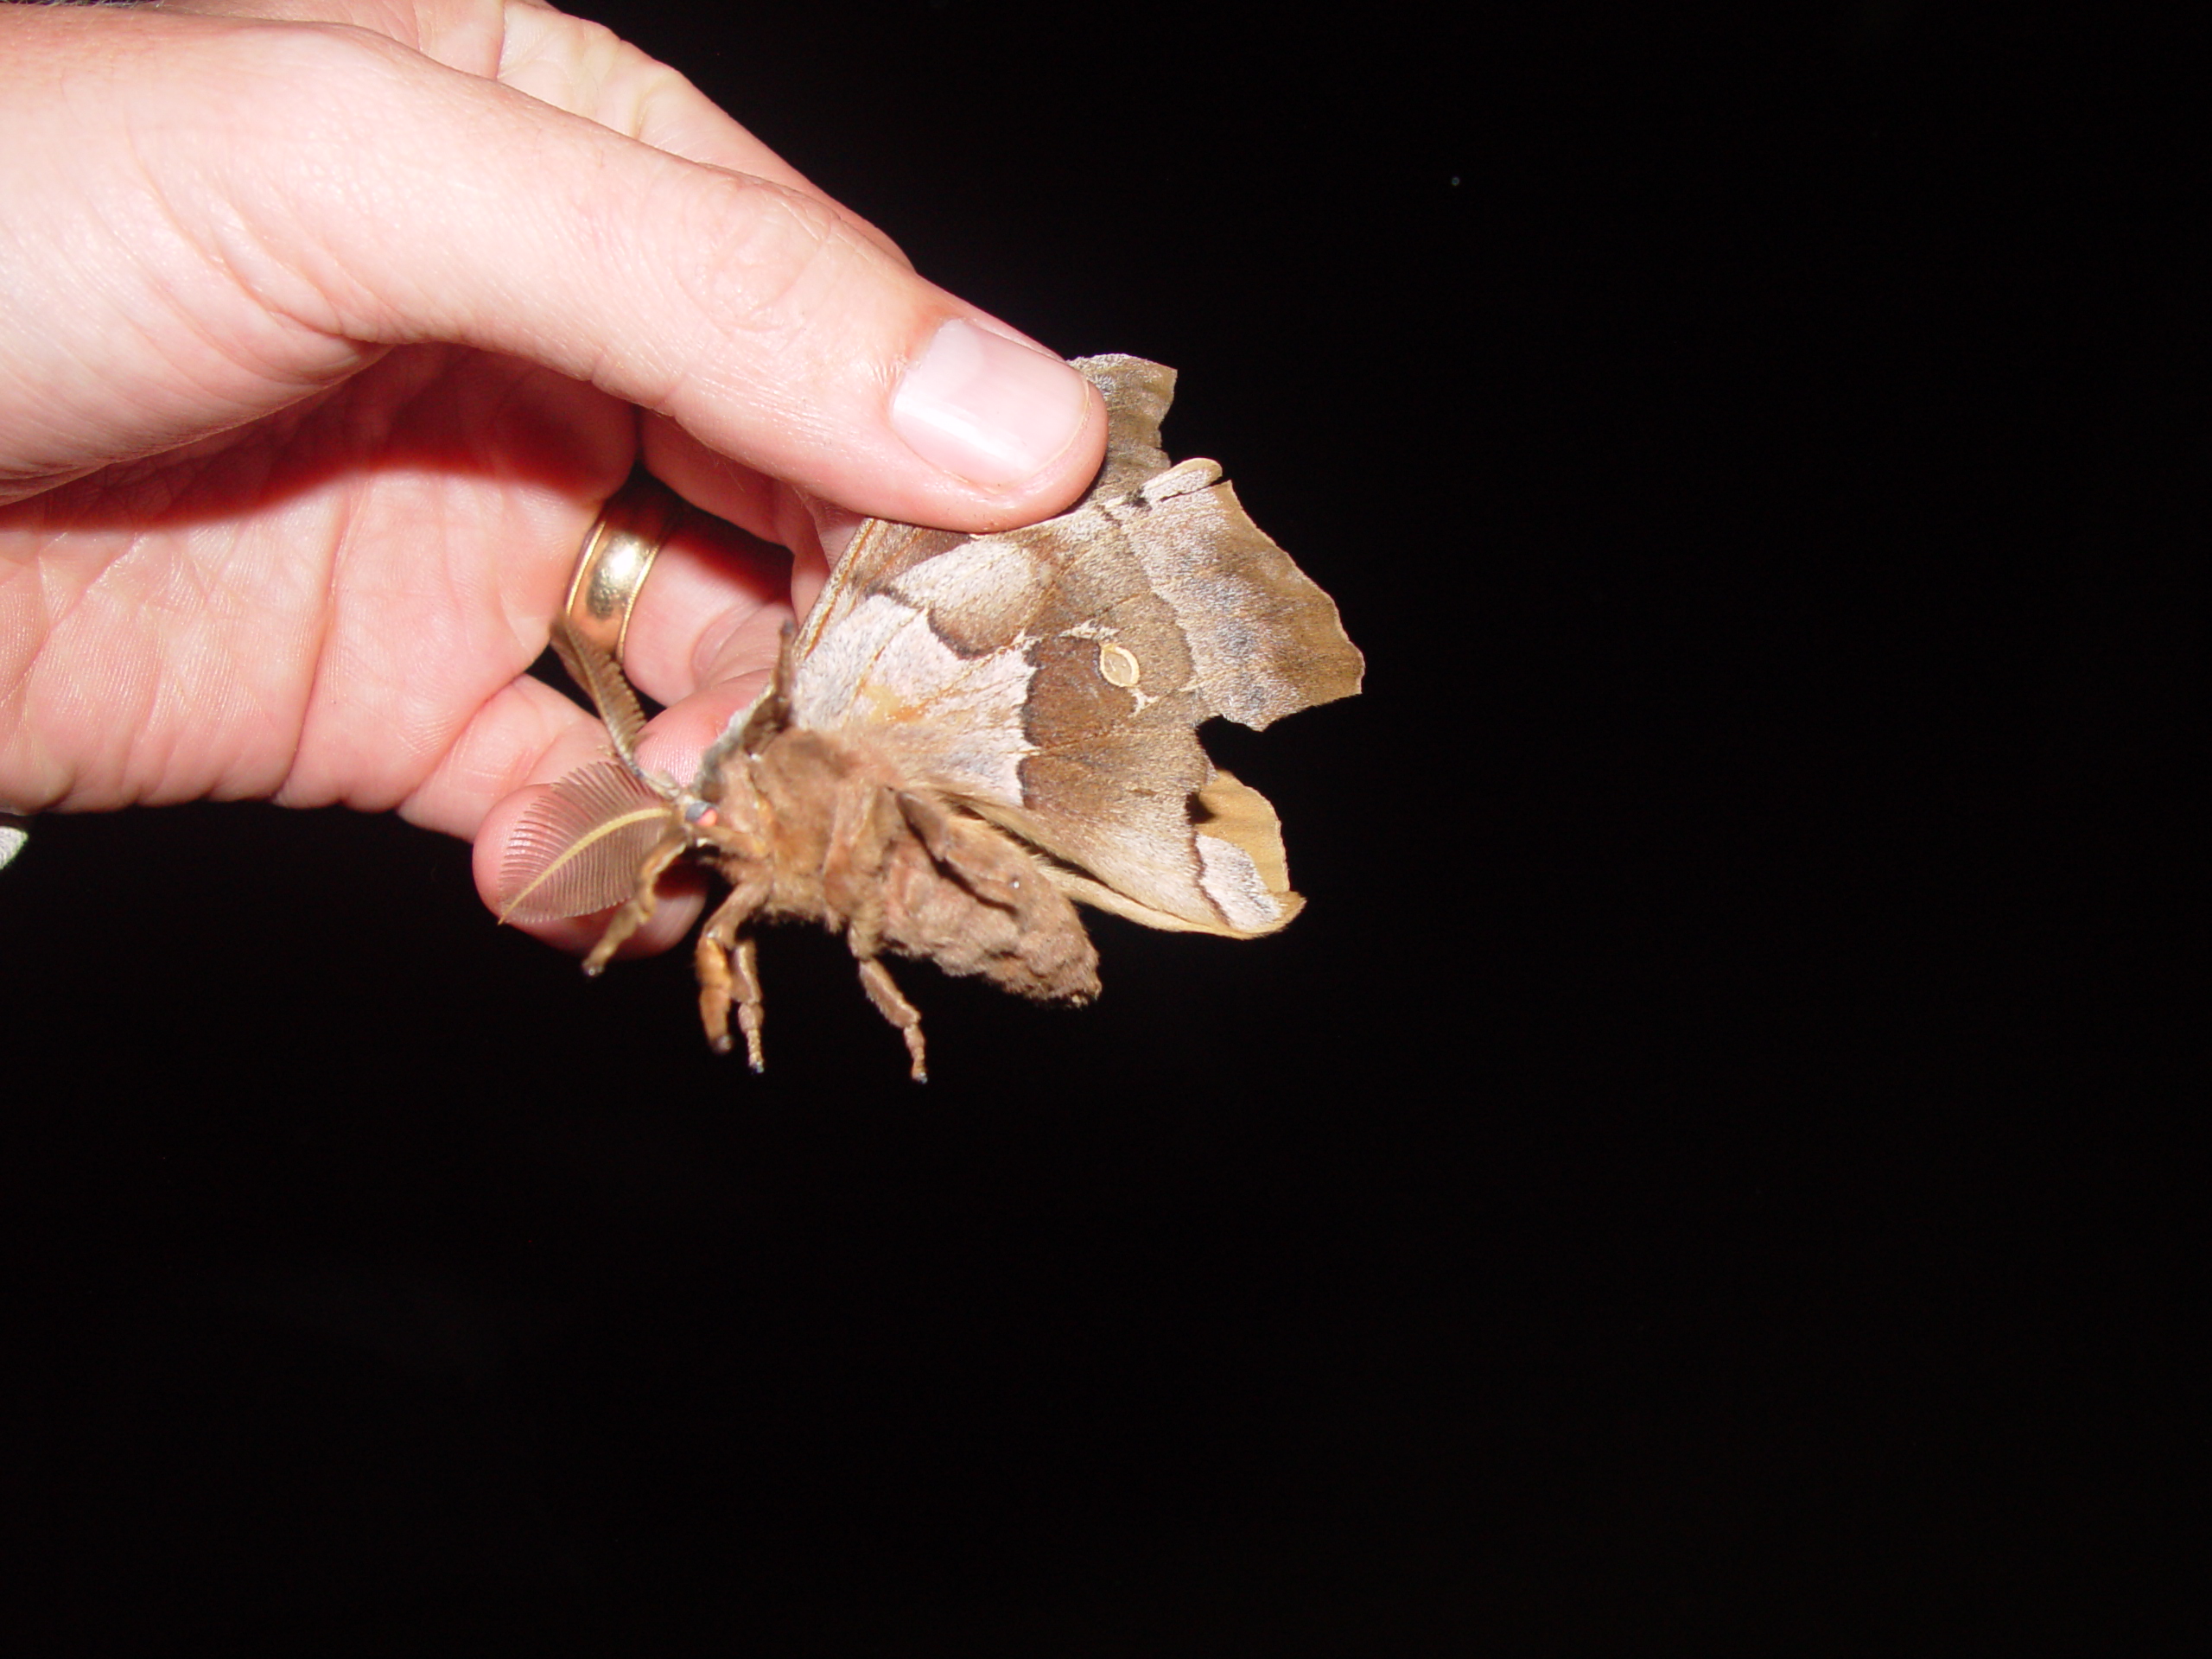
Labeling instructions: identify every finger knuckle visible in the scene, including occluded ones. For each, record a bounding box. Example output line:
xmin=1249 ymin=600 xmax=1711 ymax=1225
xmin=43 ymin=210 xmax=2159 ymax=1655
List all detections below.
xmin=669 ymin=175 xmax=859 ymax=346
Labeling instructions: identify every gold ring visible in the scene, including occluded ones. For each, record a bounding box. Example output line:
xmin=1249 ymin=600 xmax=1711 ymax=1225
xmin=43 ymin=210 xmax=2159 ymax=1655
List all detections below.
xmin=564 ymin=475 xmax=689 ymax=665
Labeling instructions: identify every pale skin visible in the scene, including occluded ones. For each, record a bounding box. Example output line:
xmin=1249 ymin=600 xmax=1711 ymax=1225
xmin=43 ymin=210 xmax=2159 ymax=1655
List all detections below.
xmin=0 ymin=0 xmax=1108 ymax=955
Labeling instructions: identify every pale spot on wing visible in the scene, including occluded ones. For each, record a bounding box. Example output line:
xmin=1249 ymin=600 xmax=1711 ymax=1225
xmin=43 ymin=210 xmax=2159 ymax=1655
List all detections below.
xmin=1195 ymin=831 xmax=1283 ymax=932
xmin=1097 ymin=642 xmax=1141 ymax=688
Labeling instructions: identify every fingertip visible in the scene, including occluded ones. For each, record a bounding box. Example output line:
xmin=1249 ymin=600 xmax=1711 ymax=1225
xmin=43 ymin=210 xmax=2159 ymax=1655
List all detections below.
xmin=890 ymin=320 xmax=1103 ymax=496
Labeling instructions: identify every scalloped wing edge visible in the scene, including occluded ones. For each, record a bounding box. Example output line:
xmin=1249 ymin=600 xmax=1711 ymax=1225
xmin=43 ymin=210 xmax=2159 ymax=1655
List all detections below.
xmin=1029 ymin=771 xmax=1306 ymax=938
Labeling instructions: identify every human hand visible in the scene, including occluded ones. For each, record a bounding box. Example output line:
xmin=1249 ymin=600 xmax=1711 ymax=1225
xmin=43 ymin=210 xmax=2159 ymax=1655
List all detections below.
xmin=0 ymin=0 xmax=1106 ymax=953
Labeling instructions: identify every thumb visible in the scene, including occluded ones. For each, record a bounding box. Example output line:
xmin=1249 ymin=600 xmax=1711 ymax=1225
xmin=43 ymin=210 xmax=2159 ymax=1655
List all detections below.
xmin=8 ymin=9 xmax=1107 ymax=530
xmin=300 ymin=31 xmax=1108 ymax=528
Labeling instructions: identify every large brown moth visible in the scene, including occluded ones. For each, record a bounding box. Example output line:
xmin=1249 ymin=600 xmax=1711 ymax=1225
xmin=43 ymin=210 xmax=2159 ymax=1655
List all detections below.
xmin=498 ymin=355 xmax=1362 ymax=1079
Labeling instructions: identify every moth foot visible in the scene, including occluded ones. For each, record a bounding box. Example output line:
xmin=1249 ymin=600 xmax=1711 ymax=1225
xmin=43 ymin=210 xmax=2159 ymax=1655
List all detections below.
xmin=856 ymin=957 xmax=928 ymax=1084
xmin=582 ymin=894 xmax=653 ymax=976
xmin=695 ymin=897 xmax=767 ymax=1070
xmin=739 ymin=1003 xmax=766 ymax=1073
xmin=582 ymin=831 xmax=690 ymax=976
xmin=697 ymin=959 xmax=733 ymax=1052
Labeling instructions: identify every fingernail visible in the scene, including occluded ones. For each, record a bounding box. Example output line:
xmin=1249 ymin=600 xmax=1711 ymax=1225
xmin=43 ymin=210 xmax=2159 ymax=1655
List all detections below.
xmin=891 ymin=320 xmax=1090 ymax=486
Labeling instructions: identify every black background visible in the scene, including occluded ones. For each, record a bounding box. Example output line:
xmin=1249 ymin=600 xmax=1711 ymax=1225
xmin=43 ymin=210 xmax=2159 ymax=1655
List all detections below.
xmin=4 ymin=3 xmax=2201 ymax=1650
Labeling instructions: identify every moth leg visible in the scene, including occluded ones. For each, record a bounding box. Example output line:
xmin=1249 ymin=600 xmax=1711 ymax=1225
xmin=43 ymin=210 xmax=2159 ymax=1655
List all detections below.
xmin=582 ymin=829 xmax=690 ymax=976
xmin=895 ymin=790 xmax=1025 ymax=911
xmin=695 ymin=878 xmax=769 ymax=1067
xmin=825 ymin=785 xmax=905 ymax=961
xmin=728 ymin=937 xmax=765 ymax=1072
xmin=855 ymin=957 xmax=928 ymax=1084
